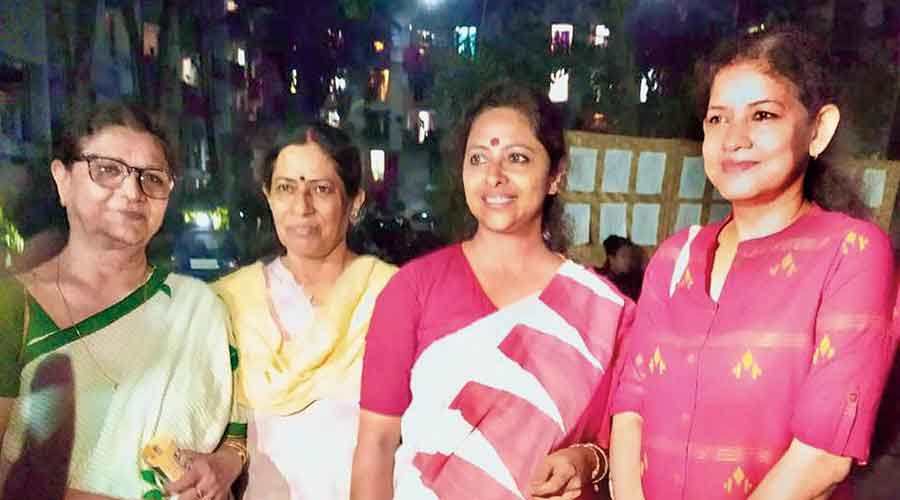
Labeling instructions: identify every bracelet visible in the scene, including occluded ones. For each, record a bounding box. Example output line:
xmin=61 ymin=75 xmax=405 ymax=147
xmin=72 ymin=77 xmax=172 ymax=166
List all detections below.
xmin=570 ymin=442 xmax=609 ymax=491
xmin=221 ymin=439 xmax=249 ymax=469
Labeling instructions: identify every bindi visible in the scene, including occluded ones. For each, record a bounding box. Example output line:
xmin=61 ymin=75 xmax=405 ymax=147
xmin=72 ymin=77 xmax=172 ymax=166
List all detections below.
xmin=490 ymin=137 xmax=500 ymax=147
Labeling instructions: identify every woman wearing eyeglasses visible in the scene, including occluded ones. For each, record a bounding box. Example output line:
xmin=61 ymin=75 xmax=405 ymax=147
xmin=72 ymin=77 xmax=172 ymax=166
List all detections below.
xmin=0 ymin=102 xmax=245 ymax=500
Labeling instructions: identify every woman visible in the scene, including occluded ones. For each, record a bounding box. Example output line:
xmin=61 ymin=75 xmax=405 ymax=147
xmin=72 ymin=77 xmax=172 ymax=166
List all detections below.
xmin=213 ymin=124 xmax=396 ymax=499
xmin=351 ymin=82 xmax=632 ymax=500
xmin=0 ymin=102 xmax=246 ymax=500
xmin=609 ymin=26 xmax=897 ymax=500
xmin=596 ymin=235 xmax=644 ymax=301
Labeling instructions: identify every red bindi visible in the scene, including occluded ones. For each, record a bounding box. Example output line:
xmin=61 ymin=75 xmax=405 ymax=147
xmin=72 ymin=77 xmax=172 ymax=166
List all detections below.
xmin=490 ymin=137 xmax=500 ymax=146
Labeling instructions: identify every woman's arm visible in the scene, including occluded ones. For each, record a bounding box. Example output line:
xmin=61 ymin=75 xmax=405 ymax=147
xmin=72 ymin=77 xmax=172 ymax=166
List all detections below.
xmin=351 ymin=409 xmax=401 ymax=500
xmin=748 ymin=439 xmax=851 ymax=500
xmin=610 ymin=412 xmax=646 ymax=500
xmin=163 ymin=438 xmax=245 ymax=500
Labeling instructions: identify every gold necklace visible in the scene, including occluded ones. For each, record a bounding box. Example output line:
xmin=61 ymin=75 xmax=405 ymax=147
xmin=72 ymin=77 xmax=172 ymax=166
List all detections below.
xmin=55 ymin=255 xmax=121 ymax=390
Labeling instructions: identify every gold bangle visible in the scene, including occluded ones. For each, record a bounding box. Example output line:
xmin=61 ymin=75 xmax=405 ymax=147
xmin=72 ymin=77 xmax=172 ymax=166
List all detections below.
xmin=570 ymin=442 xmax=609 ymax=490
xmin=222 ymin=439 xmax=249 ymax=469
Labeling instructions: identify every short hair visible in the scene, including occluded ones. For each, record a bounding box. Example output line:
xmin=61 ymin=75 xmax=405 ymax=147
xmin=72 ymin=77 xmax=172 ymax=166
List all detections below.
xmin=258 ymin=123 xmax=363 ymax=199
xmin=54 ymin=101 xmax=176 ymax=177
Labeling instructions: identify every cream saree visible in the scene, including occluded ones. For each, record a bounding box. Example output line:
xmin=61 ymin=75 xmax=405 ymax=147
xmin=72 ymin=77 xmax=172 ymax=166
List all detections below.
xmin=214 ymin=255 xmax=396 ymax=415
xmin=0 ymin=269 xmax=238 ymax=499
xmin=214 ymin=255 xmax=395 ymax=500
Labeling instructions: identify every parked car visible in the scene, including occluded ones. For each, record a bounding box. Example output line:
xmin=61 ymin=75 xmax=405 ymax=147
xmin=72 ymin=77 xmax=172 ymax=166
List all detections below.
xmin=172 ymin=228 xmax=240 ymax=281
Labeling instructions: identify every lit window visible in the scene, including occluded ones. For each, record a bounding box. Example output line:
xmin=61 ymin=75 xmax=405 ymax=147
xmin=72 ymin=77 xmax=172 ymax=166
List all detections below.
xmin=143 ymin=23 xmax=160 ymax=58
xmin=369 ymin=68 xmax=390 ymax=102
xmin=370 ymin=150 xmax=386 ymax=182
xmin=290 ymin=68 xmax=298 ymax=94
xmin=373 ymin=40 xmax=385 ymax=53
xmin=416 ymin=110 xmax=435 ymax=144
xmin=640 ymin=69 xmax=658 ymax=103
xmin=592 ymin=24 xmax=611 ymax=47
xmin=379 ymin=69 xmax=390 ymax=101
xmin=226 ymin=0 xmax=238 ymax=12
xmin=330 ymin=72 xmax=347 ymax=94
xmin=455 ymin=26 xmax=477 ymax=58
xmin=551 ymin=24 xmax=574 ymax=54
xmin=182 ymin=57 xmax=199 ymax=86
xmin=328 ymin=29 xmax=344 ymax=50
xmin=236 ymin=47 xmax=246 ymax=67
xmin=549 ymin=68 xmax=569 ymax=103
xmin=326 ymin=110 xmax=341 ymax=127
xmin=748 ymin=23 xmax=766 ymax=34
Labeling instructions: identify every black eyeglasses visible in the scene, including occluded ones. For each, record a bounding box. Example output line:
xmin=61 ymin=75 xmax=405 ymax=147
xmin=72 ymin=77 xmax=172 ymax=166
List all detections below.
xmin=75 ymin=155 xmax=175 ymax=200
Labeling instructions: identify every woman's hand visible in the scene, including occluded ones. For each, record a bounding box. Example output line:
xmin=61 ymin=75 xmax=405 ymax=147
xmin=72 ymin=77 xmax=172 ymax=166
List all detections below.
xmin=530 ymin=446 xmax=597 ymax=499
xmin=164 ymin=448 xmax=242 ymax=500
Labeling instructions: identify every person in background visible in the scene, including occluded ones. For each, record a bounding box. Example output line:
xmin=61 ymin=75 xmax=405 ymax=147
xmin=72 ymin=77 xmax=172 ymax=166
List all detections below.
xmin=0 ymin=102 xmax=246 ymax=500
xmin=609 ymin=25 xmax=897 ymax=500
xmin=596 ymin=235 xmax=644 ymax=301
xmin=351 ymin=82 xmax=633 ymax=500
xmin=214 ymin=124 xmax=396 ymax=500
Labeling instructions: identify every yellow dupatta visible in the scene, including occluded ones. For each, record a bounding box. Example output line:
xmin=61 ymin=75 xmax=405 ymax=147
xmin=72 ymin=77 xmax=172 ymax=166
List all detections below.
xmin=214 ymin=255 xmax=396 ymax=415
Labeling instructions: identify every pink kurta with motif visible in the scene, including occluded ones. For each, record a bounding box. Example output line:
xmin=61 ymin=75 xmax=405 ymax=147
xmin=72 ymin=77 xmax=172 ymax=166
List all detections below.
xmin=611 ymin=206 xmax=898 ymax=500
xmin=361 ymin=245 xmax=632 ymax=499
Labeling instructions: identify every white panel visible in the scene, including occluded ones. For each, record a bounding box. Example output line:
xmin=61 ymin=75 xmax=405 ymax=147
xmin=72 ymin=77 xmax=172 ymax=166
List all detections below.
xmin=599 ymin=203 xmax=628 ymax=240
xmin=862 ymin=168 xmax=887 ymax=208
xmin=636 ymin=152 xmax=666 ymax=194
xmin=675 ymin=203 xmax=702 ymax=231
xmin=601 ymin=149 xmax=632 ymax=193
xmin=679 ymin=156 xmax=706 ymax=199
xmin=566 ymin=146 xmax=598 ymax=192
xmin=632 ymin=203 xmax=660 ymax=245
xmin=563 ymin=203 xmax=591 ymax=246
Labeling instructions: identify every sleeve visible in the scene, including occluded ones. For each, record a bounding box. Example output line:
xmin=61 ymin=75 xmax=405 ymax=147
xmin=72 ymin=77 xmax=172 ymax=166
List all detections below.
xmin=220 ymin=300 xmax=247 ymax=439
xmin=0 ymin=278 xmax=26 ymax=398
xmin=359 ymin=268 xmax=422 ymax=417
xmin=609 ymin=252 xmax=668 ymax=417
xmin=791 ymin=223 xmax=898 ymax=463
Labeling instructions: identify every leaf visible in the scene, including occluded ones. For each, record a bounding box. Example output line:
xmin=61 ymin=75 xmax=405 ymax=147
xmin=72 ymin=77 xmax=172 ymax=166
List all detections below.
xmin=143 ymin=489 xmax=164 ymax=500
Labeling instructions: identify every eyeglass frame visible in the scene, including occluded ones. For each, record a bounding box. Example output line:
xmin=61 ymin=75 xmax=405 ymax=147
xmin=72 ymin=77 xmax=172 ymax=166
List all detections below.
xmin=74 ymin=154 xmax=176 ymax=200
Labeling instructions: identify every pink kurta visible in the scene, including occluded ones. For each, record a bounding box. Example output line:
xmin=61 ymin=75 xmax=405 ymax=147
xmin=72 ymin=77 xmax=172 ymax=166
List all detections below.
xmin=361 ymin=245 xmax=632 ymax=499
xmin=611 ymin=206 xmax=898 ymax=499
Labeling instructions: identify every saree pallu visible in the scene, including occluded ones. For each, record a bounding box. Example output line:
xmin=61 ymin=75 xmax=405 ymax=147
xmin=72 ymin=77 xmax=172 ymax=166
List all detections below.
xmin=214 ymin=256 xmax=396 ymax=500
xmin=398 ymin=264 xmax=625 ymax=499
xmin=0 ymin=270 xmax=236 ymax=499
xmin=214 ymin=256 xmax=397 ymax=415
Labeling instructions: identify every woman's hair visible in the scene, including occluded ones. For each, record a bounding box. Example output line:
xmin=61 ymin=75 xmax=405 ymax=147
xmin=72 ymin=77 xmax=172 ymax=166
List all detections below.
xmin=445 ymin=80 xmax=570 ymax=252
xmin=54 ymin=101 xmax=176 ymax=177
xmin=602 ymin=235 xmax=633 ymax=257
xmin=258 ymin=123 xmax=363 ymax=200
xmin=694 ymin=25 xmax=869 ymax=218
